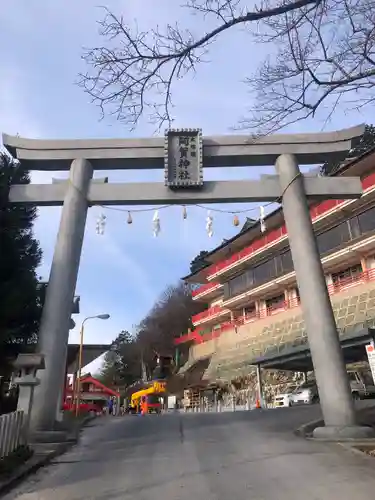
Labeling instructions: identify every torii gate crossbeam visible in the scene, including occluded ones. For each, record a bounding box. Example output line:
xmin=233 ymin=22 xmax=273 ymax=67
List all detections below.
xmin=8 ymin=177 xmax=362 ymax=206
xmin=3 ymin=124 xmax=364 ymax=170
xmin=3 ymin=126 xmax=373 ymax=442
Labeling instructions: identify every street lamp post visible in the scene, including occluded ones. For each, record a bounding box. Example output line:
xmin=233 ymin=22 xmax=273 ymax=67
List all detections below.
xmin=74 ymin=314 xmax=110 ymax=416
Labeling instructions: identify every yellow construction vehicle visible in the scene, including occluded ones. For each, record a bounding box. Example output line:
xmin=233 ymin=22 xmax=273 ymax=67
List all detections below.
xmin=130 ymin=381 xmax=166 ymax=414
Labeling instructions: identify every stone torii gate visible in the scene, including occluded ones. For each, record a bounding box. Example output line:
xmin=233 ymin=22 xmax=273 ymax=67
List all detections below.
xmin=3 ymin=125 xmax=373 ymax=440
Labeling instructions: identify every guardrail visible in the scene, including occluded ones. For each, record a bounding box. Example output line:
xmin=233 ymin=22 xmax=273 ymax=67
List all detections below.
xmin=183 ymin=402 xmax=271 ymax=413
xmin=0 ymin=410 xmax=25 ymax=458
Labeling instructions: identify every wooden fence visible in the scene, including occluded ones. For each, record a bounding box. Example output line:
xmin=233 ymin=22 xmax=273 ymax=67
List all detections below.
xmin=0 ymin=411 xmax=25 ymax=458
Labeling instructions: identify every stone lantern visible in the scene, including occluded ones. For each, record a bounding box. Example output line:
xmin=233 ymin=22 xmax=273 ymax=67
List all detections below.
xmin=13 ymin=353 xmax=45 ymax=440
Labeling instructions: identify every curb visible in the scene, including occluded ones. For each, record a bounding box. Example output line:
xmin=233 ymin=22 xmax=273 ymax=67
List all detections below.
xmin=305 ymin=435 xmax=375 ymax=443
xmin=294 ymin=418 xmax=323 ymax=438
xmin=0 ymin=415 xmax=96 ymax=496
xmin=294 ymin=403 xmax=375 ymax=440
xmin=0 ymin=441 xmax=74 ymax=497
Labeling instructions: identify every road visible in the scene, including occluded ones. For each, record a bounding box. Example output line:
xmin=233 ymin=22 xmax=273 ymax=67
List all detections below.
xmin=3 ymin=407 xmax=375 ymax=500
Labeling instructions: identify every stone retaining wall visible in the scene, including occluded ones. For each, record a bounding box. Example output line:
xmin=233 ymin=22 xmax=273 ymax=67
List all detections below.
xmin=182 ymin=279 xmax=375 ymax=383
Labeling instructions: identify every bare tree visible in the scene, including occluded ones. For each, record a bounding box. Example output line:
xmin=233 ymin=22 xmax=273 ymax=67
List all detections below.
xmin=80 ymin=0 xmax=321 ymax=131
xmin=246 ymin=0 xmax=375 ymax=133
xmin=137 ymin=282 xmax=199 ymax=356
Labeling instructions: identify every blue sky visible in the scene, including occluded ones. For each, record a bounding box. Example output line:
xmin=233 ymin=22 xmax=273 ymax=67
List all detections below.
xmin=0 ymin=1 xmax=372 ymax=374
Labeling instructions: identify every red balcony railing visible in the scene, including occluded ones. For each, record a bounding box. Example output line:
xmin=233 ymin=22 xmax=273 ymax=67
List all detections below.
xmin=174 ymin=330 xmax=203 ymax=345
xmin=191 ymin=305 xmax=230 ymax=324
xmin=236 ymin=296 xmax=301 ymax=325
xmin=200 ymin=321 xmax=234 ymax=342
xmin=192 ymin=282 xmax=221 ymax=297
xmin=175 ymin=268 xmax=375 ymax=345
xmin=204 ymin=172 xmax=375 ymax=279
xmin=326 ymin=268 xmax=374 ymax=294
xmin=207 ymin=226 xmax=288 ymax=278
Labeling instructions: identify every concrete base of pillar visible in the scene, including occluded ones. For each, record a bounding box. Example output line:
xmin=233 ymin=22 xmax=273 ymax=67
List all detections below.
xmin=313 ymin=425 xmax=375 ymax=440
xmin=30 ymin=430 xmax=70 ymax=444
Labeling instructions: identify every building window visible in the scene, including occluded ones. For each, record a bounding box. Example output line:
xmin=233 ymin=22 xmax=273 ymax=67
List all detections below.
xmin=331 ymin=264 xmax=362 ymax=288
xmin=280 ymin=250 xmax=293 ymax=273
xmin=347 ymin=206 xmax=375 ymax=240
xmin=227 ymin=272 xmax=249 ymax=297
xmin=348 ymin=216 xmax=361 ymax=239
xmin=253 ymin=259 xmax=277 ymax=285
xmin=243 ymin=303 xmax=256 ymax=318
xmin=316 ymin=221 xmax=351 ymax=256
xmin=357 ymin=206 xmax=375 ymax=234
xmin=265 ymin=293 xmax=286 ymax=312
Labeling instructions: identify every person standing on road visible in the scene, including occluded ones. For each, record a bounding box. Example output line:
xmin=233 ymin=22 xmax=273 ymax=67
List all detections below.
xmin=108 ymin=398 xmax=114 ymax=415
xmin=141 ymin=396 xmax=148 ymax=415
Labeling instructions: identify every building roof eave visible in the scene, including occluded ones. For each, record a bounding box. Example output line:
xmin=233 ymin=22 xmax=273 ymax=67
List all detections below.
xmin=182 ymin=209 xmax=283 ymax=283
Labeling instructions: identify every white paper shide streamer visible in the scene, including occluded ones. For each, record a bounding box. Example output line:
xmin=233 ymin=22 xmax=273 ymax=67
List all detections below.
xmin=206 ymin=210 xmax=213 ymax=237
xmin=96 ymin=204 xmax=267 ymax=239
xmin=153 ymin=210 xmax=161 ymax=237
xmin=260 ymin=206 xmax=266 ymax=233
xmin=96 ymin=214 xmax=106 ymax=235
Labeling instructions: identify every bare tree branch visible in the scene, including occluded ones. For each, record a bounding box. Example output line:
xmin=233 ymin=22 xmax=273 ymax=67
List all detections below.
xmin=79 ymin=0 xmax=320 ymax=130
xmin=244 ymin=0 xmax=375 ymax=132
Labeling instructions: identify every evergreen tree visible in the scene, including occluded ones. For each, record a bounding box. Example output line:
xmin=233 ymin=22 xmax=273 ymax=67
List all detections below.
xmin=0 ymin=152 xmax=43 ymax=376
xmin=190 ymin=250 xmax=209 ymax=274
xmin=320 ymin=124 xmax=375 ymax=176
xmin=98 ymin=330 xmax=141 ymax=387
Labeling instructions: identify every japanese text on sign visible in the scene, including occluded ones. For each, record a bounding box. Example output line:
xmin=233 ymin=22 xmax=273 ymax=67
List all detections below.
xmin=164 ymin=129 xmax=203 ymax=187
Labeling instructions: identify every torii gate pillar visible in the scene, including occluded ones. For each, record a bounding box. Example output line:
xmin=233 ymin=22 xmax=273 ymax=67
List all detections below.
xmin=276 ymin=154 xmax=373 ymax=439
xmin=30 ymin=159 xmax=93 ymax=434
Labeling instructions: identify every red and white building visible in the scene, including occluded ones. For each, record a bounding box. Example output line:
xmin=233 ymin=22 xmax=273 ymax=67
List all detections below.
xmin=64 ymin=373 xmax=120 ymax=412
xmin=176 ymin=148 xmax=375 ymax=381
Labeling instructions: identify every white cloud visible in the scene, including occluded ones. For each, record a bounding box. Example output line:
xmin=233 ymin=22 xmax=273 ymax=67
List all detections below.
xmin=0 ymin=65 xmax=44 ymax=140
xmin=85 ymin=208 xmax=157 ymax=304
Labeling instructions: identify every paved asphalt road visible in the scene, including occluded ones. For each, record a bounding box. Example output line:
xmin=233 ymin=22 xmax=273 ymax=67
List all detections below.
xmin=3 ymin=407 xmax=375 ymax=500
